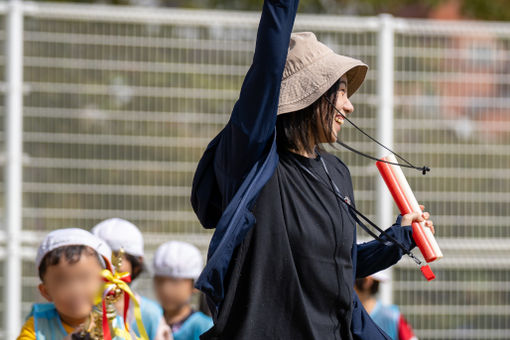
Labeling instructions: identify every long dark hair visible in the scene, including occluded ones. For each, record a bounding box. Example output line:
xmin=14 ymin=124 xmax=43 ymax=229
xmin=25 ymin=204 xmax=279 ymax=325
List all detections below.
xmin=276 ymin=79 xmax=341 ymax=155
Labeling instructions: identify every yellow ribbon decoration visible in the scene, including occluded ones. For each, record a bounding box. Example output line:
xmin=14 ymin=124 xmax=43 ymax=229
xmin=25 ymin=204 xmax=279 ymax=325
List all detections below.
xmin=114 ymin=327 xmax=135 ymax=340
xmin=95 ymin=269 xmax=150 ymax=340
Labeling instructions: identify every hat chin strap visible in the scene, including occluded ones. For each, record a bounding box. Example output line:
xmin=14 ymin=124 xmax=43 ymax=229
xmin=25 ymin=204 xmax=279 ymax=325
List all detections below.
xmin=324 ymin=97 xmax=431 ymax=175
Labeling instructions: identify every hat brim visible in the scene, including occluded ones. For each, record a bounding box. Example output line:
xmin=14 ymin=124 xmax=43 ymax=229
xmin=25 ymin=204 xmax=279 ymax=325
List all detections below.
xmin=35 ymin=228 xmax=113 ymax=272
xmin=278 ymin=52 xmax=368 ymax=115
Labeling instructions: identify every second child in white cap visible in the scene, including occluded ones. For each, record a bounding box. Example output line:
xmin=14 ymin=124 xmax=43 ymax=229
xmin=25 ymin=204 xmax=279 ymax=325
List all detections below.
xmin=354 ymin=271 xmax=418 ymax=340
xmin=92 ymin=218 xmax=172 ymax=340
xmin=153 ymin=241 xmax=213 ymax=340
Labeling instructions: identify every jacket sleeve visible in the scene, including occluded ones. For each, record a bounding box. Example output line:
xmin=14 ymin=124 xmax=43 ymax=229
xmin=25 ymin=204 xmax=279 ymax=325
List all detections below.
xmin=214 ymin=0 xmax=299 ymax=202
xmin=355 ymin=215 xmax=417 ymax=278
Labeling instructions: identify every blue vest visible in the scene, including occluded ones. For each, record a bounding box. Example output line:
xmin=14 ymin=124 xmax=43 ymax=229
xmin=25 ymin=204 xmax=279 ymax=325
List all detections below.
xmin=30 ymin=303 xmax=68 ymax=340
xmin=129 ymin=296 xmax=164 ymax=340
xmin=173 ymin=312 xmax=213 ymax=340
xmin=29 ymin=303 xmax=124 ymax=340
xmin=370 ymin=301 xmax=401 ymax=340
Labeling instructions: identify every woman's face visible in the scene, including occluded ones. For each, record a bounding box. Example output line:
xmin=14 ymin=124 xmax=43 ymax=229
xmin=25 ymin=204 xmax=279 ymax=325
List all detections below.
xmin=322 ymin=75 xmax=354 ymax=143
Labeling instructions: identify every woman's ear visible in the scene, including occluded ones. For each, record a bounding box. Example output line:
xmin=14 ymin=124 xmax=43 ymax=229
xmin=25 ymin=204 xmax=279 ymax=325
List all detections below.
xmin=38 ymin=283 xmax=52 ymax=302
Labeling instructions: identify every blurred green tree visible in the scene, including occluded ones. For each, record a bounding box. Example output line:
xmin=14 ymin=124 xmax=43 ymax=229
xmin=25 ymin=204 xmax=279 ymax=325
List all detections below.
xmin=40 ymin=0 xmax=510 ymax=21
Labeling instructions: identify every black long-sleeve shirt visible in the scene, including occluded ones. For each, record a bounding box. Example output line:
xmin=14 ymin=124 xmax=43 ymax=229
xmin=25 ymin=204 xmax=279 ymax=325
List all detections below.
xmin=210 ymin=150 xmax=356 ymax=339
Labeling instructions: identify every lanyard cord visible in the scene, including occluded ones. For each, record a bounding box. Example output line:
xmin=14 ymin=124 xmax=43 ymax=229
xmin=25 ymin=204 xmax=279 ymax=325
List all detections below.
xmin=324 ymin=97 xmax=431 ymax=175
xmin=292 ymin=152 xmax=423 ymax=267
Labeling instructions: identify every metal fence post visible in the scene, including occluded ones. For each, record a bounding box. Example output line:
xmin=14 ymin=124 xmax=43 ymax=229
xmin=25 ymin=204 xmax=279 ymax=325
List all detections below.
xmin=4 ymin=0 xmax=24 ymax=337
xmin=376 ymin=13 xmax=395 ymax=305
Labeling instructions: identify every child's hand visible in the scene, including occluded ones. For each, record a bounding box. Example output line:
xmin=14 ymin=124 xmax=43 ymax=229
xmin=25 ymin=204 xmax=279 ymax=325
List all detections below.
xmin=67 ymin=328 xmax=92 ymax=340
xmin=65 ymin=317 xmax=93 ymax=340
xmin=401 ymin=205 xmax=435 ymax=234
xmin=65 ymin=328 xmax=86 ymax=340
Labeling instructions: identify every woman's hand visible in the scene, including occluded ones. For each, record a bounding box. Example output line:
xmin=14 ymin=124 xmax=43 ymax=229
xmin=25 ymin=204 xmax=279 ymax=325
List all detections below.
xmin=401 ymin=205 xmax=435 ymax=234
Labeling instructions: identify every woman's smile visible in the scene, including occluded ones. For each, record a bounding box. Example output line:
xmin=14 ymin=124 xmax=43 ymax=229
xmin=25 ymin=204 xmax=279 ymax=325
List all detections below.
xmin=334 ymin=114 xmax=344 ymax=126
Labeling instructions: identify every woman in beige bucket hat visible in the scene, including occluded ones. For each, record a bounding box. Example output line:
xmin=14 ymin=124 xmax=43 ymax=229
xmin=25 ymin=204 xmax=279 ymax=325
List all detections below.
xmin=191 ymin=1 xmax=432 ymax=339
xmin=276 ymin=31 xmax=367 ymax=156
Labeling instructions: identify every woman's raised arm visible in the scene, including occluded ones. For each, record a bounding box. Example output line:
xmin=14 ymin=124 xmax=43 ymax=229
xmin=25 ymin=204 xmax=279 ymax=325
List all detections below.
xmin=214 ymin=0 xmax=299 ymax=184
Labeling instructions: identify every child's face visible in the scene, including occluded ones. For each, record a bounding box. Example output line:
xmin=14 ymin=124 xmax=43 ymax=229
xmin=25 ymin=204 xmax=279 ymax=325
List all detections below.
xmin=154 ymin=276 xmax=194 ymax=313
xmin=39 ymin=252 xmax=103 ymax=323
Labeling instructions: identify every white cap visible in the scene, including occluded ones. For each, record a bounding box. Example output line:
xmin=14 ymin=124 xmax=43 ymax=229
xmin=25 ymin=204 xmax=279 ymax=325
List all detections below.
xmin=92 ymin=218 xmax=144 ymax=257
xmin=153 ymin=241 xmax=203 ymax=280
xmin=36 ymin=228 xmax=112 ymax=270
xmin=371 ymin=269 xmax=391 ymax=282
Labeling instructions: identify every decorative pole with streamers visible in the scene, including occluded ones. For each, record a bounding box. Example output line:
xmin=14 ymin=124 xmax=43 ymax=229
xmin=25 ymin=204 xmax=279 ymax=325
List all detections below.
xmin=75 ymin=249 xmax=149 ymax=340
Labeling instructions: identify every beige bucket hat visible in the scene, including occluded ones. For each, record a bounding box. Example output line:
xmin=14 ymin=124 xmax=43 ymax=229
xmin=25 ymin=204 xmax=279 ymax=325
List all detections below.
xmin=278 ymin=32 xmax=368 ymax=115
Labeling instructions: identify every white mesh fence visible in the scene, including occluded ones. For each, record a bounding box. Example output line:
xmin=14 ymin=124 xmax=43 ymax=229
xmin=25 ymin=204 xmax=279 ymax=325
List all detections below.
xmin=0 ymin=2 xmax=508 ymax=339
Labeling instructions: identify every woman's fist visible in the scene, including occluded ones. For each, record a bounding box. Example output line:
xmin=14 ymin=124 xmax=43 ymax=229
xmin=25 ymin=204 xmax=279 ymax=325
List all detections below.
xmin=401 ymin=205 xmax=434 ymax=234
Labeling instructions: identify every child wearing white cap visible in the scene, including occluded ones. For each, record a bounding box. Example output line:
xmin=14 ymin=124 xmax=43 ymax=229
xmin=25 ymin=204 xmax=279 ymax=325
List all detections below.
xmin=355 ymin=270 xmax=418 ymax=340
xmin=17 ymin=228 xmax=113 ymax=340
xmin=153 ymin=241 xmax=213 ymax=340
xmin=92 ymin=218 xmax=172 ymax=340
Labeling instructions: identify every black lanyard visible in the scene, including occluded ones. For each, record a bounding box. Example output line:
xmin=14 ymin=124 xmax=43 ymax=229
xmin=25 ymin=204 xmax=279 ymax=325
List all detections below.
xmin=324 ymin=97 xmax=430 ymax=175
xmin=292 ymin=151 xmax=423 ymax=267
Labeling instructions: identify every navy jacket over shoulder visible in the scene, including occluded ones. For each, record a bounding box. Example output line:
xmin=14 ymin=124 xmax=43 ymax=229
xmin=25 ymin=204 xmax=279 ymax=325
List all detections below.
xmin=190 ymin=0 xmax=416 ymax=338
